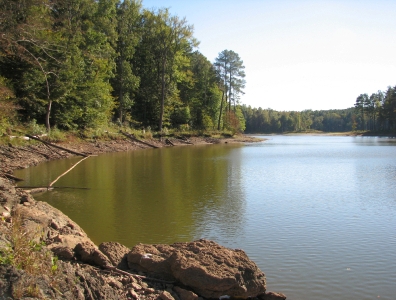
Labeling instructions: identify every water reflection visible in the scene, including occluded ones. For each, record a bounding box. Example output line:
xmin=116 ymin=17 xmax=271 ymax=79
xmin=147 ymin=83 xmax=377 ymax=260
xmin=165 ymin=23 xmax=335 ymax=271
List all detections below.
xmin=16 ymin=144 xmax=246 ymax=247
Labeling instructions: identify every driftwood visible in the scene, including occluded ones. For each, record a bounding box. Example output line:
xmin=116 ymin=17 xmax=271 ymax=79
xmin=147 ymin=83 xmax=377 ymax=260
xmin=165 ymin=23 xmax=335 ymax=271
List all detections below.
xmin=18 ymin=156 xmax=90 ymax=193
xmin=20 ymin=186 xmax=89 ymax=190
xmin=0 ymin=173 xmax=24 ymax=182
xmin=26 ymin=134 xmax=88 ymax=157
xmin=49 ymin=156 xmax=90 ymax=187
xmin=103 ymin=265 xmax=175 ymax=284
xmin=165 ymin=139 xmax=175 ymax=146
xmin=27 ymin=187 xmax=53 ymax=194
xmin=176 ymin=137 xmax=194 ymax=145
xmin=43 ymin=142 xmax=65 ymax=157
xmin=120 ymin=131 xmax=159 ymax=149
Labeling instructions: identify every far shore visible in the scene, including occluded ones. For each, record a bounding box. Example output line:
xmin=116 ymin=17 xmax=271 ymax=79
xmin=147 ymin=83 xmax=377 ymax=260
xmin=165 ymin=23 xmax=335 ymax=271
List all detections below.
xmin=246 ymin=131 xmax=396 ymax=137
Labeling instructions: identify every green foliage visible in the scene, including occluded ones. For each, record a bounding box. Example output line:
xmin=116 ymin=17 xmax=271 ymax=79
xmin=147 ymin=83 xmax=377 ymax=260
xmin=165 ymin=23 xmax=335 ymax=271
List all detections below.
xmin=47 ymin=127 xmax=66 ymax=142
xmin=0 ymin=76 xmax=17 ymax=136
xmin=28 ymin=119 xmax=46 ymax=136
xmin=1 ymin=0 xmax=242 ymax=133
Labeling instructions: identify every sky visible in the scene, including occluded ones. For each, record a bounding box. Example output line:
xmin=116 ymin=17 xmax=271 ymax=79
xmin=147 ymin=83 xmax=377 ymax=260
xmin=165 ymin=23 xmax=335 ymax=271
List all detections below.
xmin=141 ymin=0 xmax=396 ymax=111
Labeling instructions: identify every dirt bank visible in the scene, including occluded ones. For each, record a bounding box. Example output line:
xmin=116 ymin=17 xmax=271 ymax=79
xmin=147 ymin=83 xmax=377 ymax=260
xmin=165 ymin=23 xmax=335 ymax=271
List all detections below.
xmin=0 ymin=134 xmax=286 ymax=300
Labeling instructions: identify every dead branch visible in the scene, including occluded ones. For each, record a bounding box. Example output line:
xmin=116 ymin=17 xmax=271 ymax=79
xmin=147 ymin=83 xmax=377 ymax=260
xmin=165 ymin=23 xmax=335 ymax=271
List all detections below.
xmin=120 ymin=131 xmax=159 ymax=149
xmin=49 ymin=156 xmax=90 ymax=187
xmin=25 ymin=134 xmax=88 ymax=157
xmin=103 ymin=265 xmax=175 ymax=284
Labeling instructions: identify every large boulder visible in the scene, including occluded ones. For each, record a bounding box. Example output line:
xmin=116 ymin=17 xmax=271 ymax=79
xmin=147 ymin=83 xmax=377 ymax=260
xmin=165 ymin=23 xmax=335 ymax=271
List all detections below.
xmin=127 ymin=239 xmax=266 ymax=299
xmin=99 ymin=242 xmax=130 ymax=270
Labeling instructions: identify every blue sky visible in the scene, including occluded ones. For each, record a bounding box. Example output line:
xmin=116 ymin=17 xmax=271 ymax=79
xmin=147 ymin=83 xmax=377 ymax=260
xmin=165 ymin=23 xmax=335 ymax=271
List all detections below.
xmin=141 ymin=0 xmax=396 ymax=111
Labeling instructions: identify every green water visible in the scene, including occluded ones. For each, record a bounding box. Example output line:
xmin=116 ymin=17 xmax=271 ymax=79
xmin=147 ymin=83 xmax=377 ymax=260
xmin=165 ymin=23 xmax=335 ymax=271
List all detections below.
xmin=16 ymin=143 xmax=244 ymax=246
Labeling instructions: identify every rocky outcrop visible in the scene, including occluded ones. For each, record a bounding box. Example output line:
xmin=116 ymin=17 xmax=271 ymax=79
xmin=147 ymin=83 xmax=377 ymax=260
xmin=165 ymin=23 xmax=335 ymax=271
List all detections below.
xmin=127 ymin=239 xmax=267 ymax=299
xmin=99 ymin=241 xmax=130 ymax=270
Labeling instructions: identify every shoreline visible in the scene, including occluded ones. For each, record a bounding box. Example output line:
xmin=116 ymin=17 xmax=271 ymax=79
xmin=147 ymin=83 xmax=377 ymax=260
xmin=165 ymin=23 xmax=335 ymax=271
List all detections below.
xmin=0 ymin=134 xmax=287 ymax=300
xmin=1 ymin=134 xmax=263 ymax=175
xmin=246 ymin=131 xmax=396 ymax=137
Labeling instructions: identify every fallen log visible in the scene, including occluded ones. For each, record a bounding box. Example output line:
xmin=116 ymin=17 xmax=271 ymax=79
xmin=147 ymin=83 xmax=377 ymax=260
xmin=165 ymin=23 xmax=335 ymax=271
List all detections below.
xmin=0 ymin=173 xmax=24 ymax=182
xmin=49 ymin=156 xmax=90 ymax=187
xmin=27 ymin=187 xmax=53 ymax=194
xmin=176 ymin=137 xmax=194 ymax=145
xmin=19 ymin=186 xmax=89 ymax=190
xmin=165 ymin=138 xmax=175 ymax=146
xmin=43 ymin=142 xmax=65 ymax=157
xmin=103 ymin=265 xmax=174 ymax=284
xmin=120 ymin=131 xmax=159 ymax=148
xmin=25 ymin=134 xmax=89 ymax=157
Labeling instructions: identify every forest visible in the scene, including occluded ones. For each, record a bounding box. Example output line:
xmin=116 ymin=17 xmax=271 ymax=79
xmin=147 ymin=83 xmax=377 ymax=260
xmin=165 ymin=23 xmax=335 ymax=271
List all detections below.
xmin=1 ymin=0 xmax=395 ymax=137
xmin=243 ymin=86 xmax=396 ymax=134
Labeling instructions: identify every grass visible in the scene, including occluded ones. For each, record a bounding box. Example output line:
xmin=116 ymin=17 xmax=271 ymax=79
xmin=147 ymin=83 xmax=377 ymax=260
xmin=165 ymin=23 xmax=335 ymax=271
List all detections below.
xmin=0 ymin=209 xmax=60 ymax=298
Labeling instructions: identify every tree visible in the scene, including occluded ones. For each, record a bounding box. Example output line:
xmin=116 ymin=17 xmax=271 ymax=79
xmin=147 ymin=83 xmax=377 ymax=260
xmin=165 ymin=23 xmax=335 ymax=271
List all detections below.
xmin=355 ymin=93 xmax=369 ymax=130
xmin=178 ymin=51 xmax=222 ymax=129
xmin=50 ymin=0 xmax=117 ymax=130
xmin=131 ymin=9 xmax=197 ymax=131
xmin=0 ymin=0 xmax=67 ymax=131
xmin=112 ymin=0 xmax=142 ymax=124
xmin=381 ymin=86 xmax=396 ymax=132
xmin=214 ymin=50 xmax=246 ymax=130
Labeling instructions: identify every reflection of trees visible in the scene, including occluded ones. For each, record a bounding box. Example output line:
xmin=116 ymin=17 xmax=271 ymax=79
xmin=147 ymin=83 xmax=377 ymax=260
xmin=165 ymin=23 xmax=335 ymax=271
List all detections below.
xmin=108 ymin=144 xmax=246 ymax=246
xmin=21 ymin=145 xmax=246 ymax=247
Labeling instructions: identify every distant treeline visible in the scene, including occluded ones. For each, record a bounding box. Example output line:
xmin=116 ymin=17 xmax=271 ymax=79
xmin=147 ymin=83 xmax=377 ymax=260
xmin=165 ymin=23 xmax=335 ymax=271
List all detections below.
xmin=242 ymin=86 xmax=396 ymax=133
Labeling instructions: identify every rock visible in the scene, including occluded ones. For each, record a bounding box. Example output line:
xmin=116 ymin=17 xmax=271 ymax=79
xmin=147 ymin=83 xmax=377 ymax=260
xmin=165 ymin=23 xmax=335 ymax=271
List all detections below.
xmin=99 ymin=241 xmax=130 ymax=270
xmin=260 ymin=291 xmax=287 ymax=300
xmin=127 ymin=239 xmax=266 ymax=299
xmin=129 ymin=289 xmax=140 ymax=299
xmin=108 ymin=278 xmax=123 ymax=289
xmin=50 ymin=219 xmax=60 ymax=230
xmin=1 ymin=211 xmax=10 ymax=218
xmin=131 ymin=282 xmax=143 ymax=291
xmin=160 ymin=290 xmax=175 ymax=300
xmin=173 ymin=286 xmax=198 ymax=300
xmin=74 ymin=241 xmax=112 ymax=267
xmin=51 ymin=246 xmax=75 ymax=260
xmin=20 ymin=194 xmax=34 ymax=204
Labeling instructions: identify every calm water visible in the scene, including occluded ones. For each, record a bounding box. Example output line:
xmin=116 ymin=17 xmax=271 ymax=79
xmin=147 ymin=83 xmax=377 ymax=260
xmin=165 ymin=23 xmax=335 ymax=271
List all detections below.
xmin=15 ymin=136 xmax=396 ymax=300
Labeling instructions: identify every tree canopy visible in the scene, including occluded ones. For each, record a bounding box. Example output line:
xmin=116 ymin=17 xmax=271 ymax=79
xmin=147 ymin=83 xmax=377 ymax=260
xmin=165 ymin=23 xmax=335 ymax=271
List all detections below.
xmin=0 ymin=0 xmax=394 ymax=136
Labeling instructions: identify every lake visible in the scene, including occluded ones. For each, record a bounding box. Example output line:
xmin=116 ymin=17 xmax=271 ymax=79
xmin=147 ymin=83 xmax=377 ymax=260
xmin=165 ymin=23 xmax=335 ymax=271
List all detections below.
xmin=15 ymin=135 xmax=396 ymax=300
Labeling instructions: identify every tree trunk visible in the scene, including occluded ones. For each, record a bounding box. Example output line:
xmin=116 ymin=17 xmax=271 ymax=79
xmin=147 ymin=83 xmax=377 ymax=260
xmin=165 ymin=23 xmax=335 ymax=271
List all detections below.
xmin=45 ymin=100 xmax=52 ymax=133
xmin=228 ymin=72 xmax=232 ymax=112
xmin=217 ymin=90 xmax=225 ymax=130
xmin=159 ymin=58 xmax=166 ymax=131
xmin=118 ymin=54 xmax=124 ymax=123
